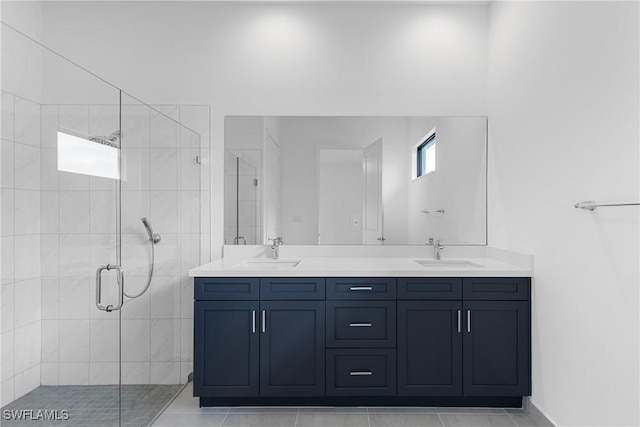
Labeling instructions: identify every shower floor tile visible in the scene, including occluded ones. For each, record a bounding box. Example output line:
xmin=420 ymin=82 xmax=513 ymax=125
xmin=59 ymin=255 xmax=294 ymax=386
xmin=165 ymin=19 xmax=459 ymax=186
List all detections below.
xmin=1 ymin=384 xmax=183 ymax=427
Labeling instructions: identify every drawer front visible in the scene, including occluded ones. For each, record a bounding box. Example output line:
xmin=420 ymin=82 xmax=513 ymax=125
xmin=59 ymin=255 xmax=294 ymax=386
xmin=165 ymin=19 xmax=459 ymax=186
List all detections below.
xmin=326 ymin=349 xmax=396 ymax=396
xmin=398 ymin=278 xmax=462 ymax=300
xmin=326 ymin=278 xmax=396 ymax=300
xmin=194 ymin=277 xmax=259 ymax=300
xmin=260 ymin=278 xmax=325 ymax=300
xmin=326 ymin=301 xmax=396 ymax=348
xmin=463 ymin=277 xmax=531 ymax=301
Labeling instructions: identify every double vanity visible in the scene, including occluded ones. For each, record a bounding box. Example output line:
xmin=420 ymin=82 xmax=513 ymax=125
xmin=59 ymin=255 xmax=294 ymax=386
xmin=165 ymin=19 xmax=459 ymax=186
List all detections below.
xmin=189 ymin=250 xmax=532 ymax=408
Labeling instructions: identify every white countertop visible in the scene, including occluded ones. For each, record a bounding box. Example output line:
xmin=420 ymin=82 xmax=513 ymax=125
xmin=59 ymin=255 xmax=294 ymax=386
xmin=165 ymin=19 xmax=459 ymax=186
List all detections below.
xmin=188 ymin=256 xmax=531 ymax=278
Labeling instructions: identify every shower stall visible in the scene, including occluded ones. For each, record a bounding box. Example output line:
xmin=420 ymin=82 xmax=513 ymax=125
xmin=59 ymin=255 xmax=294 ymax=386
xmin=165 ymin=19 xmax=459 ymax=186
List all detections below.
xmin=1 ymin=24 xmax=211 ymax=426
xmin=223 ymin=149 xmax=262 ymax=245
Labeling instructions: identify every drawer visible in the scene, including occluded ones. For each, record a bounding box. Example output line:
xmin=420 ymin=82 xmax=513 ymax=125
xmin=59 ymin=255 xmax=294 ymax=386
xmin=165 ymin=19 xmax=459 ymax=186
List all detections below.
xmin=463 ymin=277 xmax=531 ymax=301
xmin=260 ymin=278 xmax=325 ymax=300
xmin=326 ymin=278 xmax=396 ymax=300
xmin=326 ymin=349 xmax=396 ymax=396
xmin=194 ymin=277 xmax=259 ymax=300
xmin=398 ymin=278 xmax=462 ymax=300
xmin=326 ymin=301 xmax=396 ymax=348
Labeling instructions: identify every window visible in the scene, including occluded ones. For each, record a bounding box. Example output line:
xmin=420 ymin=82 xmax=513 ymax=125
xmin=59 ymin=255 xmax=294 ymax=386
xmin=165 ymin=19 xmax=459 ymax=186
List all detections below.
xmin=416 ymin=132 xmax=436 ymax=178
xmin=57 ymin=131 xmax=120 ymax=180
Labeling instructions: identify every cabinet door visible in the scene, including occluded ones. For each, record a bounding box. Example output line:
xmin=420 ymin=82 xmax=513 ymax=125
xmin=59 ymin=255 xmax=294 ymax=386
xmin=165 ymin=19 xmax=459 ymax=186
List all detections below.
xmin=260 ymin=301 xmax=325 ymax=396
xmin=463 ymin=301 xmax=530 ymax=396
xmin=194 ymin=301 xmax=259 ymax=397
xmin=397 ymin=301 xmax=462 ymax=396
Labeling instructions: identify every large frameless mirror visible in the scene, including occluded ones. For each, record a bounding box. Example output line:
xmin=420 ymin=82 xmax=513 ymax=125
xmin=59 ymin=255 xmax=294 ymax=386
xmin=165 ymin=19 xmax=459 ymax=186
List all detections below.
xmin=225 ymin=116 xmax=487 ymax=246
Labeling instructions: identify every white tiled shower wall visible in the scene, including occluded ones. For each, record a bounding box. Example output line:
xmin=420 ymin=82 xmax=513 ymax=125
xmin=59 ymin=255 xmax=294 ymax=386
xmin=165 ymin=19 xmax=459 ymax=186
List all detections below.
xmin=1 ymin=91 xmax=211 ymax=406
xmin=1 ymin=91 xmax=43 ymax=406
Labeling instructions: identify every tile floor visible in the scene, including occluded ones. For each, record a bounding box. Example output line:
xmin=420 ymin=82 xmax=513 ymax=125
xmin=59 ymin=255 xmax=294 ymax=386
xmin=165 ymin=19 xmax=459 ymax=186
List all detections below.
xmin=152 ymin=383 xmax=553 ymax=427
xmin=1 ymin=384 xmax=182 ymax=426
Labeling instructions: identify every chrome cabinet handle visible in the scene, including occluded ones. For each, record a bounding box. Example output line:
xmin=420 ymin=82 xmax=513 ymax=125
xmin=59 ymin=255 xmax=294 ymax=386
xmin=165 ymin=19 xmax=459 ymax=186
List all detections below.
xmin=349 ymin=323 xmax=372 ymax=327
xmin=457 ymin=310 xmax=461 ymax=333
xmin=349 ymin=286 xmax=373 ymax=291
xmin=262 ymin=310 xmax=266 ymax=333
xmin=252 ymin=310 xmax=256 ymax=334
xmin=95 ymin=264 xmax=124 ymax=312
xmin=350 ymin=371 xmax=373 ymax=376
xmin=467 ymin=310 xmax=471 ymax=333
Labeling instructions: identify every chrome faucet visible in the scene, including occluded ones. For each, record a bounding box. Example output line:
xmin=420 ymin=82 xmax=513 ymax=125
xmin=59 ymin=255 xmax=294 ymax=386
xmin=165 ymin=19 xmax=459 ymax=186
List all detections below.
xmin=427 ymin=238 xmax=444 ymax=260
xmin=268 ymin=237 xmax=283 ymax=259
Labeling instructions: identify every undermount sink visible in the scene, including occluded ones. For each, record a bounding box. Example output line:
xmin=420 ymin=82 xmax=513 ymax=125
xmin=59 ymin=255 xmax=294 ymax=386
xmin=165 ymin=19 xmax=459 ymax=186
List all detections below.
xmin=415 ymin=259 xmax=483 ymax=268
xmin=234 ymin=259 xmax=301 ymax=269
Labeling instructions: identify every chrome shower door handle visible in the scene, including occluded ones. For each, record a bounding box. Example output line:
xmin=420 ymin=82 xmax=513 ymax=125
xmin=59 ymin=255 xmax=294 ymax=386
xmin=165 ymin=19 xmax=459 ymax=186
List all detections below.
xmin=95 ymin=264 xmax=124 ymax=312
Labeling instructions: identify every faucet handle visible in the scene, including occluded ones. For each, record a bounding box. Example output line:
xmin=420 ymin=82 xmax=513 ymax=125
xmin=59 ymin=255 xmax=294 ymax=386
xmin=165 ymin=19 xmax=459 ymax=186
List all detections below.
xmin=268 ymin=236 xmax=283 ymax=245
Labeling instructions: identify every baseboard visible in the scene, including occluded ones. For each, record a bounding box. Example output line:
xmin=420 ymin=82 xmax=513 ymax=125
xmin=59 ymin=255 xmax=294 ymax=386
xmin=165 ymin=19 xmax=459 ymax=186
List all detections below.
xmin=524 ymin=397 xmax=555 ymax=427
xmin=200 ymin=396 xmax=523 ymax=408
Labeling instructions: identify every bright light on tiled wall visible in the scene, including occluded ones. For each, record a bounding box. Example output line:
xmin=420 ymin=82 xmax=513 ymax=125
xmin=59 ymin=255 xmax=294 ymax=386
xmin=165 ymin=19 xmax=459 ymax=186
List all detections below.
xmin=1 ymin=91 xmax=43 ymax=407
xmin=1 ymin=90 xmax=211 ymax=406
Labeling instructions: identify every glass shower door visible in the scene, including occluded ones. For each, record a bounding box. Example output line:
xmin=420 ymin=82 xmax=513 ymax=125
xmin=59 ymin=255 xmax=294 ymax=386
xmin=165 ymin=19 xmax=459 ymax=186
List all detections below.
xmin=118 ymin=94 xmax=200 ymax=425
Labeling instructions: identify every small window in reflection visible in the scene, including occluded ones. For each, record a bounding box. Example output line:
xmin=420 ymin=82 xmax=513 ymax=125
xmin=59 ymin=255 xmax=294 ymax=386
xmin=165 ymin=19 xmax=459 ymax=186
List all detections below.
xmin=416 ymin=131 xmax=436 ymax=178
xmin=57 ymin=131 xmax=120 ymax=180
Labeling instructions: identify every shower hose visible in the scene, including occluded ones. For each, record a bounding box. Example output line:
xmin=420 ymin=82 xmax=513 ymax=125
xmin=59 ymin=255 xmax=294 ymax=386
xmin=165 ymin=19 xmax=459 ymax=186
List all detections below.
xmin=123 ymin=235 xmax=156 ymax=299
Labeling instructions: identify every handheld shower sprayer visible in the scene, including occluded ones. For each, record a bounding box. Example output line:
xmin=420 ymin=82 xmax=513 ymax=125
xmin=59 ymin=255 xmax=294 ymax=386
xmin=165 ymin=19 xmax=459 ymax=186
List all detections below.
xmin=141 ymin=217 xmax=161 ymax=244
xmin=123 ymin=218 xmax=160 ymax=300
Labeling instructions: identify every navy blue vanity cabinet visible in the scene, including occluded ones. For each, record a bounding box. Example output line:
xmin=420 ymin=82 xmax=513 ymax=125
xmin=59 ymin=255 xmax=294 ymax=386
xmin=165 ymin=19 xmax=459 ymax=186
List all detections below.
xmin=462 ymin=277 xmax=530 ymax=397
xmin=193 ymin=300 xmax=259 ymax=397
xmin=325 ymin=278 xmax=397 ymax=396
xmin=194 ymin=275 xmax=531 ymax=406
xmin=397 ymin=277 xmax=530 ymax=398
xmin=194 ymin=278 xmax=325 ymax=400
xmin=397 ymin=278 xmax=463 ymax=396
xmin=260 ymin=300 xmax=325 ymax=396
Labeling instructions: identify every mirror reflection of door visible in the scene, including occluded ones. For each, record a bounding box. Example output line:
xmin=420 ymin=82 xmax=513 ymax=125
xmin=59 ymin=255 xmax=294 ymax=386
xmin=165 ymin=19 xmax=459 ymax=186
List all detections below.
xmin=363 ymin=138 xmax=384 ymax=245
xmin=316 ymin=139 xmax=384 ymax=245
xmin=317 ymin=149 xmax=364 ymax=244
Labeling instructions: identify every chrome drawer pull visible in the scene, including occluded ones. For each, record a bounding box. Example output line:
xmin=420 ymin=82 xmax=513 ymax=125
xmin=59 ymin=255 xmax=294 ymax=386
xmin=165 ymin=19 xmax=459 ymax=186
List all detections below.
xmin=457 ymin=310 xmax=461 ymax=333
xmin=349 ymin=323 xmax=372 ymax=327
xmin=350 ymin=371 xmax=373 ymax=376
xmin=349 ymin=286 xmax=373 ymax=291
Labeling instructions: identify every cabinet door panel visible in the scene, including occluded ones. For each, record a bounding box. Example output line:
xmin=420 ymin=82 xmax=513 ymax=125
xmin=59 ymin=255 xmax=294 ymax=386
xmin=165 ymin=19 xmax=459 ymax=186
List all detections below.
xmin=194 ymin=301 xmax=259 ymax=397
xmin=397 ymin=301 xmax=462 ymax=396
xmin=463 ymin=301 xmax=530 ymax=396
xmin=260 ymin=301 xmax=325 ymax=396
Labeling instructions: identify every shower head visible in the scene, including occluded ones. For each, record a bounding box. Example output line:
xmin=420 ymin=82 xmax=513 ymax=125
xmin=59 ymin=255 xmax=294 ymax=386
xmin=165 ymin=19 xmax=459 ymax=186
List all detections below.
xmin=89 ymin=130 xmax=121 ymax=148
xmin=141 ymin=217 xmax=161 ymax=244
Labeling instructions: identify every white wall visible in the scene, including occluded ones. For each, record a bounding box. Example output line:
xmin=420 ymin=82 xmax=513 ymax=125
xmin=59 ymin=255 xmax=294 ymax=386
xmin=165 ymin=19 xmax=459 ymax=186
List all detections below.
xmin=3 ymin=1 xmax=490 ymax=257
xmin=488 ymin=2 xmax=639 ymax=426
